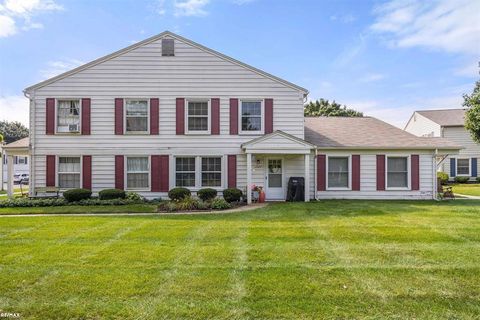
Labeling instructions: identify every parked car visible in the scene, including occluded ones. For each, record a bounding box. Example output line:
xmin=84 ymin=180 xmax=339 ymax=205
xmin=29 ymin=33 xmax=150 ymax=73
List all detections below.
xmin=13 ymin=173 xmax=29 ymax=185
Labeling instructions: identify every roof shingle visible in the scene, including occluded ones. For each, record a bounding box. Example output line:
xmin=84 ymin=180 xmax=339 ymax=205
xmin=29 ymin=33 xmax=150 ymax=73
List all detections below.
xmin=417 ymin=109 xmax=465 ymax=126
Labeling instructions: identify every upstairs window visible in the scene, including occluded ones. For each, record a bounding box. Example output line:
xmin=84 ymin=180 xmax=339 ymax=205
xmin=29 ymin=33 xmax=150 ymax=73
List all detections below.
xmin=125 ymin=99 xmax=149 ymax=133
xmin=186 ymin=101 xmax=209 ymax=133
xmin=457 ymin=158 xmax=470 ymax=176
xmin=58 ymin=156 xmax=81 ymax=189
xmin=126 ymin=157 xmax=149 ymax=189
xmin=387 ymin=156 xmax=409 ymax=189
xmin=328 ymin=157 xmax=349 ymax=189
xmin=240 ymin=100 xmax=262 ymax=134
xmin=162 ymin=39 xmax=175 ymax=56
xmin=57 ymin=99 xmax=80 ymax=133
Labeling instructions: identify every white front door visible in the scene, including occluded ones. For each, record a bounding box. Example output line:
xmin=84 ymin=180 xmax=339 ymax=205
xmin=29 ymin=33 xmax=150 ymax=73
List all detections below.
xmin=266 ymin=158 xmax=284 ymax=200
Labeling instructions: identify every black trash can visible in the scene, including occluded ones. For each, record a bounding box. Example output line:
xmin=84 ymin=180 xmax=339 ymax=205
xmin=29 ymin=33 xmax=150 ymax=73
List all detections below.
xmin=286 ymin=177 xmax=305 ymax=202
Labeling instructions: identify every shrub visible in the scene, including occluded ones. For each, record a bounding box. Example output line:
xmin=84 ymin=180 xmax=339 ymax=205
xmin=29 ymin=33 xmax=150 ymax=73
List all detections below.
xmin=168 ymin=187 xmax=191 ymax=201
xmin=477 ymin=177 xmax=480 ymax=183
xmin=126 ymin=191 xmax=144 ymax=202
xmin=211 ymin=198 xmax=231 ymax=210
xmin=0 ymin=198 xmax=67 ymax=208
xmin=437 ymin=172 xmax=449 ymax=185
xmin=454 ymin=176 xmax=470 ymax=183
xmin=176 ymin=196 xmax=200 ymax=211
xmin=223 ymin=188 xmax=242 ymax=203
xmin=63 ymin=188 xmax=92 ymax=202
xmin=99 ymin=189 xmax=126 ymax=200
xmin=197 ymin=188 xmax=217 ymax=201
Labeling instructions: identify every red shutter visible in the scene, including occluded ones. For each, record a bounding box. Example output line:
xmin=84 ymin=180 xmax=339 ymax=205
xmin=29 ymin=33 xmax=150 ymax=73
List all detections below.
xmin=151 ymin=155 xmax=161 ymax=192
xmin=115 ymin=155 xmax=124 ymax=190
xmin=317 ymin=154 xmax=326 ymax=191
xmin=82 ymin=155 xmax=92 ymax=190
xmin=150 ymin=98 xmax=159 ymax=135
xmin=176 ymin=98 xmax=185 ymax=135
xmin=46 ymin=98 xmax=55 ymax=135
xmin=411 ymin=154 xmax=420 ymax=190
xmin=352 ymin=155 xmax=360 ymax=191
xmin=46 ymin=155 xmax=56 ymax=186
xmin=211 ymin=98 xmax=220 ymax=135
xmin=114 ymin=98 xmax=124 ymax=135
xmin=376 ymin=155 xmax=385 ymax=191
xmin=228 ymin=155 xmax=237 ymax=188
xmin=229 ymin=98 xmax=238 ymax=135
xmin=81 ymin=98 xmax=91 ymax=135
xmin=265 ymin=98 xmax=273 ymax=134
xmin=159 ymin=155 xmax=169 ymax=192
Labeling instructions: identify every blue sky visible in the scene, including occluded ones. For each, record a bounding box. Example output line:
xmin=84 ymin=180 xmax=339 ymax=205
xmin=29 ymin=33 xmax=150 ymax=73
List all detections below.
xmin=0 ymin=0 xmax=479 ymax=127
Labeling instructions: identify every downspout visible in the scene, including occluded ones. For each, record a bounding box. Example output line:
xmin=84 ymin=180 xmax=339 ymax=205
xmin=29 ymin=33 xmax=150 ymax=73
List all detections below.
xmin=314 ymin=148 xmax=317 ymax=200
xmin=23 ymin=90 xmax=34 ymax=197
xmin=433 ymin=149 xmax=438 ymax=201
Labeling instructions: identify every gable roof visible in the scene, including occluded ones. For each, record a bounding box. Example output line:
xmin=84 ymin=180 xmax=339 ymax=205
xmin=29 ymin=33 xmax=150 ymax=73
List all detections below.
xmin=241 ymin=130 xmax=314 ymax=149
xmin=305 ymin=117 xmax=461 ymax=150
xmin=415 ymin=109 xmax=466 ymax=127
xmin=24 ymin=31 xmax=308 ymax=95
xmin=3 ymin=137 xmax=29 ymax=149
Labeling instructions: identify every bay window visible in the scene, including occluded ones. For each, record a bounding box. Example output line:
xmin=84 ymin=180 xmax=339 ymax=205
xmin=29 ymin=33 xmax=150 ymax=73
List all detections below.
xmin=186 ymin=101 xmax=209 ymax=133
xmin=387 ymin=156 xmax=409 ymax=188
xmin=125 ymin=99 xmax=149 ymax=133
xmin=57 ymin=99 xmax=80 ymax=133
xmin=457 ymin=158 xmax=470 ymax=176
xmin=327 ymin=156 xmax=349 ymax=189
xmin=240 ymin=100 xmax=262 ymax=133
xmin=58 ymin=156 xmax=81 ymax=189
xmin=126 ymin=157 xmax=149 ymax=189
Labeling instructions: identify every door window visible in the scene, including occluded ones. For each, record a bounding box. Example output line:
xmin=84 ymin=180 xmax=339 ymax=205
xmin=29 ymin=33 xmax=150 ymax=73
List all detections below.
xmin=268 ymin=159 xmax=282 ymax=188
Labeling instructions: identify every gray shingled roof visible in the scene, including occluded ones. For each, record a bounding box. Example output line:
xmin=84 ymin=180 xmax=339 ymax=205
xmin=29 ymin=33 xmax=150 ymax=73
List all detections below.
xmin=3 ymin=137 xmax=29 ymax=148
xmin=305 ymin=117 xmax=461 ymax=150
xmin=417 ymin=109 xmax=465 ymax=127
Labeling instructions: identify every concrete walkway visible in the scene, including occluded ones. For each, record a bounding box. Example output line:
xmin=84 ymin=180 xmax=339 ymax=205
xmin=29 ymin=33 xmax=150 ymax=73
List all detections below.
xmin=454 ymin=194 xmax=480 ymax=199
xmin=0 ymin=203 xmax=268 ymax=218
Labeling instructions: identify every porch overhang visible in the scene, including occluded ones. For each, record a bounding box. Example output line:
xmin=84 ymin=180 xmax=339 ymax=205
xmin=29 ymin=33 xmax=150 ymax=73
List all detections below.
xmin=241 ymin=130 xmax=315 ymax=154
xmin=1 ymin=138 xmax=30 ymax=198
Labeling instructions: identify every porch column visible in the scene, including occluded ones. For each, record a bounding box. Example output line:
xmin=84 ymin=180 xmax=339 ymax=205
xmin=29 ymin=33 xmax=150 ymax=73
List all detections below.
xmin=304 ymin=154 xmax=310 ymax=202
xmin=0 ymin=147 xmax=3 ymax=191
xmin=7 ymin=153 xmax=14 ymax=198
xmin=247 ymin=153 xmax=252 ymax=204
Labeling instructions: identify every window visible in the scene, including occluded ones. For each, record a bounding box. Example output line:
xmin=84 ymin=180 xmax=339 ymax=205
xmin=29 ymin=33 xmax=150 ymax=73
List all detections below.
xmin=240 ymin=101 xmax=262 ymax=133
xmin=328 ymin=157 xmax=349 ymax=188
xmin=126 ymin=157 xmax=149 ymax=189
xmin=125 ymin=100 xmax=149 ymax=133
xmin=162 ymin=39 xmax=174 ymax=56
xmin=201 ymin=157 xmax=222 ymax=187
xmin=57 ymin=99 xmax=80 ymax=133
xmin=176 ymin=157 xmax=196 ymax=187
xmin=18 ymin=157 xmax=27 ymax=165
xmin=387 ymin=157 xmax=408 ymax=188
xmin=58 ymin=157 xmax=81 ymax=189
xmin=187 ymin=101 xmax=209 ymax=133
xmin=457 ymin=158 xmax=470 ymax=176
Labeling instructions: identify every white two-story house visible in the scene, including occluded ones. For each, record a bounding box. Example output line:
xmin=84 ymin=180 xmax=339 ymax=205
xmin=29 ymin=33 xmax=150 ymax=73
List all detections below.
xmin=405 ymin=109 xmax=478 ymax=181
xmin=18 ymin=31 xmax=460 ymax=201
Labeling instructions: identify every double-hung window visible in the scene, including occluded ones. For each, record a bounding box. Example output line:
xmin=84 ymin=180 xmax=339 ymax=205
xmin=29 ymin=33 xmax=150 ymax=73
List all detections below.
xmin=175 ymin=156 xmax=223 ymax=188
xmin=457 ymin=158 xmax=470 ymax=176
xmin=186 ymin=101 xmax=209 ymax=133
xmin=126 ymin=157 xmax=149 ymax=189
xmin=57 ymin=99 xmax=80 ymax=133
xmin=387 ymin=156 xmax=409 ymax=189
xmin=327 ymin=156 xmax=349 ymax=189
xmin=176 ymin=157 xmax=196 ymax=187
xmin=125 ymin=99 xmax=149 ymax=133
xmin=58 ymin=156 xmax=81 ymax=189
xmin=240 ymin=100 xmax=262 ymax=134
xmin=201 ymin=157 xmax=222 ymax=187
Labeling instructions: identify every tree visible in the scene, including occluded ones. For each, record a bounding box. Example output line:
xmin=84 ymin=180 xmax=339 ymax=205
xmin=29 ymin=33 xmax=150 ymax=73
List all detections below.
xmin=464 ymin=80 xmax=480 ymax=143
xmin=304 ymin=99 xmax=363 ymax=117
xmin=0 ymin=121 xmax=29 ymax=144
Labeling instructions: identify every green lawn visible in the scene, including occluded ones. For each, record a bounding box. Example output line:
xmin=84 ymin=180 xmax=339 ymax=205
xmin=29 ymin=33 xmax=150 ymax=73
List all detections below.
xmin=0 ymin=204 xmax=157 ymax=214
xmin=1 ymin=200 xmax=479 ymax=319
xmin=451 ymin=183 xmax=480 ymax=196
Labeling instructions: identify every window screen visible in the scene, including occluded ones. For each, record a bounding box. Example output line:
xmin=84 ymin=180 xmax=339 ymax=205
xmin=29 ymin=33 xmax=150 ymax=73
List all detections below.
xmin=387 ymin=157 xmax=408 ymax=188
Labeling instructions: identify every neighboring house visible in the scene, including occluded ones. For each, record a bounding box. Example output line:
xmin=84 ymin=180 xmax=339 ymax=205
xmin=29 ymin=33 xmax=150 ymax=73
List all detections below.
xmin=1 ymin=138 xmax=29 ymax=182
xmin=21 ymin=31 xmax=460 ymax=201
xmin=405 ymin=109 xmax=477 ymax=181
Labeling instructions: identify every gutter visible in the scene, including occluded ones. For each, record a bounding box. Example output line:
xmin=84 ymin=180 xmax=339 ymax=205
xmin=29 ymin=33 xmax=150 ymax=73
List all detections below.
xmin=23 ymin=90 xmax=34 ymax=197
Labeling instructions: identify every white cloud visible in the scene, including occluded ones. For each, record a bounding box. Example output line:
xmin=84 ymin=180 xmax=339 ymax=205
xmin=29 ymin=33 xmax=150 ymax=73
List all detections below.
xmin=359 ymin=73 xmax=386 ymax=83
xmin=330 ymin=14 xmax=356 ymax=23
xmin=334 ymin=34 xmax=366 ymax=67
xmin=40 ymin=59 xmax=84 ymax=80
xmin=0 ymin=95 xmax=29 ymax=126
xmin=0 ymin=0 xmax=62 ymax=38
xmin=455 ymin=60 xmax=480 ymax=77
xmin=174 ymin=0 xmax=209 ymax=17
xmin=371 ymin=0 xmax=480 ymax=55
xmin=232 ymin=0 xmax=256 ymax=4
xmin=155 ymin=0 xmax=166 ymax=15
